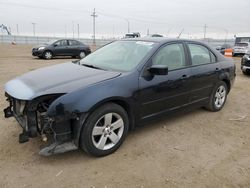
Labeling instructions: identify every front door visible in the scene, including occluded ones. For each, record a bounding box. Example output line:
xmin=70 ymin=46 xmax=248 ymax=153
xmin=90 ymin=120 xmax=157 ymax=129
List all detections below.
xmin=138 ymin=42 xmax=192 ymax=120
xmin=53 ymin=40 xmax=69 ymax=56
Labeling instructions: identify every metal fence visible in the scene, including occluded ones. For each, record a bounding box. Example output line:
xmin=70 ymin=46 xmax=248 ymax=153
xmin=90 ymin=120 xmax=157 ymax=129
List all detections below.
xmin=0 ymin=35 xmax=113 ymax=47
xmin=0 ymin=34 xmax=235 ymax=49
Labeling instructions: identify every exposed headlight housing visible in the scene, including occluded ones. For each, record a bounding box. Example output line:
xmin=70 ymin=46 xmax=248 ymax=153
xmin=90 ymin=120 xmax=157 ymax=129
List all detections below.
xmin=38 ymin=47 xmax=45 ymax=51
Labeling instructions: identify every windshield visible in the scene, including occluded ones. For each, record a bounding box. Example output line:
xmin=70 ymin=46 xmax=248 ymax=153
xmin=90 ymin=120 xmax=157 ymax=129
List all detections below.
xmin=45 ymin=39 xmax=58 ymax=45
xmin=80 ymin=41 xmax=155 ymax=72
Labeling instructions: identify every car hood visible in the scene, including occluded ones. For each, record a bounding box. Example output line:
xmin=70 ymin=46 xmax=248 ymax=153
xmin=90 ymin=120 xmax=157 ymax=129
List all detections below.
xmin=5 ymin=62 xmax=121 ymax=100
xmin=33 ymin=44 xmax=47 ymax=49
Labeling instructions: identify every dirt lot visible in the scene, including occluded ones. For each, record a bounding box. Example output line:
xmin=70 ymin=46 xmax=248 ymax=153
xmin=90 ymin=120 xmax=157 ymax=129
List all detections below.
xmin=0 ymin=44 xmax=250 ymax=188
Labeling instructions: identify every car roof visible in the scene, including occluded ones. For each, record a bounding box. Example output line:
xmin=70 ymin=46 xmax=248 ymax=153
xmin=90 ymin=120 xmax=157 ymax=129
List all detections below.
xmin=120 ymin=37 xmax=210 ymax=46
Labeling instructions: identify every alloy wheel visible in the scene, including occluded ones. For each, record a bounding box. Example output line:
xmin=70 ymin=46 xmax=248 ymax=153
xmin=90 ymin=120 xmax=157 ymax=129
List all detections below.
xmin=214 ymin=85 xmax=226 ymax=108
xmin=44 ymin=51 xmax=52 ymax=59
xmin=79 ymin=51 xmax=86 ymax=59
xmin=92 ymin=113 xmax=124 ymax=150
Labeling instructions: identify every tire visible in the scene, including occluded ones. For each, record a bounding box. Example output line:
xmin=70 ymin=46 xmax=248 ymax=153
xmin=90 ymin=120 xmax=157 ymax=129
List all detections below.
xmin=43 ymin=51 xmax=53 ymax=60
xmin=205 ymin=81 xmax=228 ymax=112
xmin=80 ymin=103 xmax=129 ymax=157
xmin=79 ymin=51 xmax=86 ymax=59
xmin=242 ymin=70 xmax=250 ymax=75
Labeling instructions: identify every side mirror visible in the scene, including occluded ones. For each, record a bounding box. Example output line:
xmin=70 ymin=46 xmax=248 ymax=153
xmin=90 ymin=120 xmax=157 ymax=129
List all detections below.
xmin=53 ymin=44 xmax=58 ymax=47
xmin=148 ymin=65 xmax=168 ymax=75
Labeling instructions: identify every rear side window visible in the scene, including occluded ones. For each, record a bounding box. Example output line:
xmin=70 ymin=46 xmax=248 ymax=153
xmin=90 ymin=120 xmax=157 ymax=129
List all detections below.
xmin=152 ymin=43 xmax=186 ymax=71
xmin=69 ymin=40 xmax=80 ymax=46
xmin=188 ymin=44 xmax=215 ymax=66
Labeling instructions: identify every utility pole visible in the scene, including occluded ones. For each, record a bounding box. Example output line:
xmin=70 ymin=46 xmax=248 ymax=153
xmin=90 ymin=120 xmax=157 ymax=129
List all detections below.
xmin=16 ymin=24 xmax=19 ymax=35
xmin=204 ymin=24 xmax=207 ymax=39
xmin=32 ymin=23 xmax=36 ymax=36
xmin=77 ymin=23 xmax=80 ymax=38
xmin=125 ymin=18 xmax=130 ymax=33
xmin=72 ymin=21 xmax=75 ymax=38
xmin=65 ymin=25 xmax=67 ymax=38
xmin=91 ymin=8 xmax=98 ymax=45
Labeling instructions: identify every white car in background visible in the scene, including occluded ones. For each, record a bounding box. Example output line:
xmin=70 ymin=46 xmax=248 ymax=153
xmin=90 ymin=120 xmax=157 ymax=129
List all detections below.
xmin=233 ymin=42 xmax=250 ymax=56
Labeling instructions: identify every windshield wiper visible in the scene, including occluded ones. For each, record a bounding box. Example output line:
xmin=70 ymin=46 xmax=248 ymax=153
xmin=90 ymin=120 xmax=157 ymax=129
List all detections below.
xmin=81 ymin=63 xmax=103 ymax=70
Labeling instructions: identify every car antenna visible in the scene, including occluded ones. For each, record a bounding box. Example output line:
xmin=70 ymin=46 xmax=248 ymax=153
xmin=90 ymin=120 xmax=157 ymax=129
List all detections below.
xmin=177 ymin=28 xmax=184 ymax=38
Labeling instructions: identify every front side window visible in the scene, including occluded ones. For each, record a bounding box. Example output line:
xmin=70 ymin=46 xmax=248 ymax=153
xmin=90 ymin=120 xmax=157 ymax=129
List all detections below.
xmin=80 ymin=41 xmax=156 ymax=72
xmin=54 ymin=40 xmax=68 ymax=46
xmin=188 ymin=44 xmax=211 ymax=66
xmin=152 ymin=43 xmax=186 ymax=71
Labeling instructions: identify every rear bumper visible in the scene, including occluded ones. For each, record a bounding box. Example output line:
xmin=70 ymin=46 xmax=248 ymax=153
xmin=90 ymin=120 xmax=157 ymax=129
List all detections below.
xmin=241 ymin=65 xmax=250 ymax=71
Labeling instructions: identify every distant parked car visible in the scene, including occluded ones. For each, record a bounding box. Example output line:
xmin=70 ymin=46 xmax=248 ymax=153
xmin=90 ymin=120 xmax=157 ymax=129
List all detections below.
xmin=241 ymin=50 xmax=250 ymax=75
xmin=124 ymin=32 xmax=141 ymax=38
xmin=32 ymin=39 xmax=91 ymax=60
xmin=145 ymin=34 xmax=164 ymax=38
xmin=216 ymin=44 xmax=232 ymax=55
xmin=233 ymin=42 xmax=250 ymax=57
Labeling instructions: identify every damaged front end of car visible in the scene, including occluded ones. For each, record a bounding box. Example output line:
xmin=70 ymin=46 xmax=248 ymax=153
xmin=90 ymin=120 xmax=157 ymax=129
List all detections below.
xmin=4 ymin=93 xmax=86 ymax=156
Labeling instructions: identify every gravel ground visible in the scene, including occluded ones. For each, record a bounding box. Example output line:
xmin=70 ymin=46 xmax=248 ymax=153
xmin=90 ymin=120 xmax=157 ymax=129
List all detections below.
xmin=0 ymin=44 xmax=250 ymax=188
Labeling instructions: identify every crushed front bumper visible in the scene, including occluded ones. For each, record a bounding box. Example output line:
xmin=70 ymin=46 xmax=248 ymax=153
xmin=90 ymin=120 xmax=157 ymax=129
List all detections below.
xmin=32 ymin=49 xmax=43 ymax=57
xmin=3 ymin=94 xmax=78 ymax=156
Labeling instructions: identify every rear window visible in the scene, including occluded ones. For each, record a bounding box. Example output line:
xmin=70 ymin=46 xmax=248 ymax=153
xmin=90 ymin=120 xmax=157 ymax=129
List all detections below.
xmin=235 ymin=43 xmax=248 ymax=47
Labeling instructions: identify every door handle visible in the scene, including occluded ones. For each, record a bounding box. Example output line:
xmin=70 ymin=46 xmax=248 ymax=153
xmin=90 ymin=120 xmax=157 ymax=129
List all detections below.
xmin=215 ymin=68 xmax=221 ymax=72
xmin=181 ymin=75 xmax=189 ymax=80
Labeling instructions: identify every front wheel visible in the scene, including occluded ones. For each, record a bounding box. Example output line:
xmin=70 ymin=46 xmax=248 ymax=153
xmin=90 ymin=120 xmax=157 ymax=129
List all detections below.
xmin=80 ymin=103 xmax=129 ymax=157
xmin=205 ymin=81 xmax=228 ymax=112
xmin=43 ymin=51 xmax=53 ymax=60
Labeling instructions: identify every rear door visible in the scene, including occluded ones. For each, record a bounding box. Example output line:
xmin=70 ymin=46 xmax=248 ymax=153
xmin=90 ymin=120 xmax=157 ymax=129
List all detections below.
xmin=186 ymin=42 xmax=220 ymax=103
xmin=68 ymin=40 xmax=81 ymax=56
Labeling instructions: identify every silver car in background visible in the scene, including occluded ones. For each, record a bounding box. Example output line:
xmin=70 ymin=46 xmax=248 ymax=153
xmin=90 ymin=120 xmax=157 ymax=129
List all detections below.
xmin=233 ymin=42 xmax=250 ymax=56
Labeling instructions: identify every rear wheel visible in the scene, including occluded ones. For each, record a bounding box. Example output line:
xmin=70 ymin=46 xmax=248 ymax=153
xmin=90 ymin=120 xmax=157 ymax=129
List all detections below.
xmin=242 ymin=70 xmax=250 ymax=75
xmin=43 ymin=51 xmax=53 ymax=60
xmin=205 ymin=81 xmax=228 ymax=112
xmin=80 ymin=103 xmax=129 ymax=157
xmin=79 ymin=51 xmax=86 ymax=59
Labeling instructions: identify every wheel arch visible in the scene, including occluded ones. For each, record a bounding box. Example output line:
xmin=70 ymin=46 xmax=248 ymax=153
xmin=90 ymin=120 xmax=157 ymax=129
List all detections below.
xmin=74 ymin=98 xmax=135 ymax=148
xmin=87 ymin=97 xmax=135 ymax=130
xmin=43 ymin=49 xmax=54 ymax=57
xmin=222 ymin=78 xmax=231 ymax=93
xmin=218 ymin=71 xmax=231 ymax=93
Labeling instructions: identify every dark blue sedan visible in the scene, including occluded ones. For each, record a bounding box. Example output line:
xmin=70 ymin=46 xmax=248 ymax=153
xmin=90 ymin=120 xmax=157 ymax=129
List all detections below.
xmin=4 ymin=38 xmax=235 ymax=157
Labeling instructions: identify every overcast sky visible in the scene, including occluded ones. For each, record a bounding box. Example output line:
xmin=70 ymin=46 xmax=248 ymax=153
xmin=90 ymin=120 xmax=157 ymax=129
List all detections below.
xmin=0 ymin=0 xmax=249 ymax=39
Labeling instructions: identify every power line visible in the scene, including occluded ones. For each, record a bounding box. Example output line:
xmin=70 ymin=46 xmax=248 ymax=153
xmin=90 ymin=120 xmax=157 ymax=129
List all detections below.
xmin=0 ymin=2 xmax=92 ymax=14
